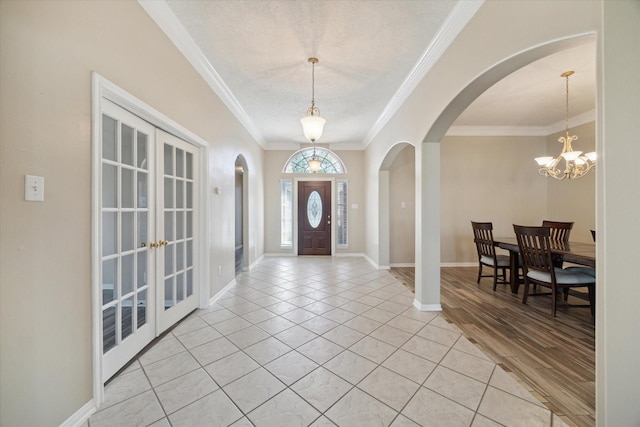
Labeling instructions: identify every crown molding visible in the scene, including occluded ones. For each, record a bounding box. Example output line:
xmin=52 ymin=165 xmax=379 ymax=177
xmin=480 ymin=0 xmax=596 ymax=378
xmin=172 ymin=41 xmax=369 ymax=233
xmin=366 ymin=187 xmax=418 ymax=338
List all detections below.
xmin=446 ymin=109 xmax=595 ymax=137
xmin=363 ymin=0 xmax=484 ymax=147
xmin=138 ymin=0 xmax=266 ymax=147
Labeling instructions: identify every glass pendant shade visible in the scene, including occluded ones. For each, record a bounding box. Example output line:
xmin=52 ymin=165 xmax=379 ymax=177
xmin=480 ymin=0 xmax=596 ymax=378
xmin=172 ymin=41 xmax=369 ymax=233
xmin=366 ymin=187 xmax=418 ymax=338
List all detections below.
xmin=307 ymin=158 xmax=322 ymax=172
xmin=300 ymin=114 xmax=326 ymax=142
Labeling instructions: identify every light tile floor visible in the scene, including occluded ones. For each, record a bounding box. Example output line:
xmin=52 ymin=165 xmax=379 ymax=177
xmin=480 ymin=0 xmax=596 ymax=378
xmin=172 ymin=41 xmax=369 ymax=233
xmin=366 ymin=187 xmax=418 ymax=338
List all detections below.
xmin=90 ymin=256 xmax=569 ymax=427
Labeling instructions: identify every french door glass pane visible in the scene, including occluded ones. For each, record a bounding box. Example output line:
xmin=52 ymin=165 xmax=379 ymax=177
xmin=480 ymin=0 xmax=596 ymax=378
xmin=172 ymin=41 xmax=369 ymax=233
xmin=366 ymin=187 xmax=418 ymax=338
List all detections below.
xmin=164 ymin=244 xmax=173 ymax=276
xmin=102 ymin=164 xmax=117 ymax=208
xmin=186 ymin=240 xmax=193 ymax=267
xmin=137 ymin=289 xmax=147 ymax=328
xmin=176 ymin=273 xmax=185 ymax=302
xmin=176 ymin=242 xmax=184 ymax=271
xmin=186 ymin=212 xmax=193 ymax=238
xmin=137 ymin=172 xmax=147 ymax=208
xmin=137 ymin=251 xmax=147 ymax=289
xmin=103 ymin=306 xmax=116 ymax=353
xmin=164 ymin=144 xmax=173 ymax=175
xmin=176 ymin=149 xmax=184 ymax=178
xmin=176 ymin=212 xmax=184 ymax=240
xmin=122 ymin=168 xmax=134 ymax=209
xmin=137 ymin=212 xmax=147 ymax=248
xmin=121 ymin=296 xmax=133 ymax=340
xmin=164 ymin=278 xmax=174 ymax=310
xmin=102 ymin=212 xmax=117 ymax=256
xmin=102 ymin=258 xmax=117 ymax=304
xmin=137 ymin=132 xmax=147 ymax=169
xmin=187 ymin=269 xmax=193 ymax=297
xmin=186 ymin=182 xmax=193 ymax=208
xmin=102 ymin=115 xmax=117 ymax=161
xmin=186 ymin=152 xmax=193 ymax=179
xmin=121 ymin=125 xmax=134 ymax=166
xmin=121 ymin=212 xmax=134 ymax=252
xmin=122 ymin=254 xmax=134 ymax=296
xmin=176 ymin=180 xmax=184 ymax=208
xmin=164 ymin=212 xmax=174 ymax=241
xmin=164 ymin=177 xmax=174 ymax=208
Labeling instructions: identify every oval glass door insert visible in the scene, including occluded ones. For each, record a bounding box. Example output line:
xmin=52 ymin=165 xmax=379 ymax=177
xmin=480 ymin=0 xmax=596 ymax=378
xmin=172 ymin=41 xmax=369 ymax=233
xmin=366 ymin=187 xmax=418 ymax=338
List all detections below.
xmin=307 ymin=191 xmax=322 ymax=228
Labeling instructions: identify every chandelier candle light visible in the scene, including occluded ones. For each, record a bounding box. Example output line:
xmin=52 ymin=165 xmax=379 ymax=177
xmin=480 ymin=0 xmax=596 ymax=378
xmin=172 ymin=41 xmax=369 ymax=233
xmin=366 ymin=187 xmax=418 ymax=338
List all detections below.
xmin=300 ymin=57 xmax=326 ymax=172
xmin=535 ymin=70 xmax=596 ymax=180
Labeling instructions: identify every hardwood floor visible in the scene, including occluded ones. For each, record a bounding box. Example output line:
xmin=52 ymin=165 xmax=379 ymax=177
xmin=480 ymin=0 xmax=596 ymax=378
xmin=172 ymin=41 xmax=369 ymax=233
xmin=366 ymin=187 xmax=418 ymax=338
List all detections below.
xmin=390 ymin=266 xmax=595 ymax=427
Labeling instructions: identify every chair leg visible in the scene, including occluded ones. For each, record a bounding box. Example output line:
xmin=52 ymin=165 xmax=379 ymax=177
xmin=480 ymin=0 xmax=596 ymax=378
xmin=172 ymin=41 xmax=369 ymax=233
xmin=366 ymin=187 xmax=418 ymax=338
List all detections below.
xmin=522 ymin=281 xmax=529 ymax=304
xmin=493 ymin=268 xmax=498 ymax=291
xmin=551 ymin=285 xmax=558 ymax=317
xmin=477 ymin=264 xmax=482 ymax=284
xmin=563 ymin=288 xmax=569 ymax=302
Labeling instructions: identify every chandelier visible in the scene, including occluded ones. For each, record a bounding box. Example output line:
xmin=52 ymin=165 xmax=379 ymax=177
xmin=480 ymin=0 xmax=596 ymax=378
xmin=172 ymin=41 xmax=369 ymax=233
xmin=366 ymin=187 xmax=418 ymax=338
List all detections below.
xmin=535 ymin=70 xmax=596 ymax=180
xmin=300 ymin=57 xmax=326 ymax=172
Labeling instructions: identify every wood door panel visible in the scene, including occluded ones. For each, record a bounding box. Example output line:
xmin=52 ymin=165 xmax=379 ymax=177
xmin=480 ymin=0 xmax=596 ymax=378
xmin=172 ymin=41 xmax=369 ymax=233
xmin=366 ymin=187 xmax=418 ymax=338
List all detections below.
xmin=298 ymin=181 xmax=331 ymax=255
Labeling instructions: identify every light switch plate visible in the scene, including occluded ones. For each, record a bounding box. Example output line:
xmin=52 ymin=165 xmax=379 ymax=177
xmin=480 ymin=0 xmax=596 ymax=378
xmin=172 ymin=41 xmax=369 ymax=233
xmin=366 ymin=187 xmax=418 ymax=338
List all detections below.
xmin=25 ymin=175 xmax=45 ymax=202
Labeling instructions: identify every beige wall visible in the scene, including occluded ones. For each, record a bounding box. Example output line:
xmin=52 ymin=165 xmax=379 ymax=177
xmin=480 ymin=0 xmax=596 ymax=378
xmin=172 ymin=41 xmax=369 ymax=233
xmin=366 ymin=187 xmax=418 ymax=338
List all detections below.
xmin=545 ymin=122 xmax=596 ymax=243
xmin=389 ymin=145 xmax=416 ymax=264
xmin=263 ymin=148 xmax=365 ymax=255
xmin=0 ymin=2 xmax=263 ymax=426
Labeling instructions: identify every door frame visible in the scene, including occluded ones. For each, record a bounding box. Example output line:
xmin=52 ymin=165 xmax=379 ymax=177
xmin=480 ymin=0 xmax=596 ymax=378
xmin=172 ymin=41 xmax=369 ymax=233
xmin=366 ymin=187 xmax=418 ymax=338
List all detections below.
xmin=91 ymin=73 xmax=211 ymax=404
xmin=293 ymin=177 xmax=335 ymax=256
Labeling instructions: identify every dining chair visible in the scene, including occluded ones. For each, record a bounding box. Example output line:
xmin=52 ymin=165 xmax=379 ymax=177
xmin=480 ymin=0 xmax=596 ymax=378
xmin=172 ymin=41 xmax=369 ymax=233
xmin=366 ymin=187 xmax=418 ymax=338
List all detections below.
xmin=591 ymin=229 xmax=596 ymax=242
xmin=542 ymin=220 xmax=573 ymax=268
xmin=514 ymin=224 xmax=595 ymax=317
xmin=471 ymin=221 xmax=512 ymax=291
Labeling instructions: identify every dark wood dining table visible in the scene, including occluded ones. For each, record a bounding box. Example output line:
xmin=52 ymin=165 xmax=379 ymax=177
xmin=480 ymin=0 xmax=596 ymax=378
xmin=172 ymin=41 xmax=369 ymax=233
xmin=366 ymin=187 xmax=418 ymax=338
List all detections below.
xmin=493 ymin=237 xmax=596 ymax=294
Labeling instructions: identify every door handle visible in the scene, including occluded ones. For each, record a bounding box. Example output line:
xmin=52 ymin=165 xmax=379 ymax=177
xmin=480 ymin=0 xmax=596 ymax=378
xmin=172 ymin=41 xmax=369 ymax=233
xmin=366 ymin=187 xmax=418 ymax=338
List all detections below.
xmin=150 ymin=241 xmax=159 ymax=248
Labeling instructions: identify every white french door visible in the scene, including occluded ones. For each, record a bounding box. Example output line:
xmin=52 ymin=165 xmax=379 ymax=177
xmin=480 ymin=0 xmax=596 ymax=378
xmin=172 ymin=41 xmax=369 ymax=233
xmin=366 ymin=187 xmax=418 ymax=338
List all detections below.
xmin=100 ymin=101 xmax=199 ymax=381
xmin=156 ymin=130 xmax=199 ymax=333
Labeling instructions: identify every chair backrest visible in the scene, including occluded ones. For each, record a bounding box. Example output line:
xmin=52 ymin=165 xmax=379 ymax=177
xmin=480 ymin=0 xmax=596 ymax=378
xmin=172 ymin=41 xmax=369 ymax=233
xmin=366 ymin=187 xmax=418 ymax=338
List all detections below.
xmin=471 ymin=221 xmax=497 ymax=259
xmin=513 ymin=225 xmax=556 ymax=279
xmin=541 ymin=220 xmax=573 ymax=243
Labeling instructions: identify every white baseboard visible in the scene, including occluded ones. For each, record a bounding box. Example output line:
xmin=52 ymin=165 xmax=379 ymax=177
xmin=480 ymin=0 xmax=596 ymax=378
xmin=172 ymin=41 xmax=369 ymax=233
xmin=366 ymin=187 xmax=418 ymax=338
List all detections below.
xmin=59 ymin=399 xmax=96 ymax=427
xmin=263 ymin=252 xmax=296 ymax=257
xmin=390 ymin=263 xmax=415 ymax=268
xmin=441 ymin=262 xmax=477 ymax=267
xmin=413 ymin=300 xmax=443 ymax=312
xmin=209 ymin=278 xmax=237 ymax=306
xmin=245 ymin=254 xmax=265 ymax=270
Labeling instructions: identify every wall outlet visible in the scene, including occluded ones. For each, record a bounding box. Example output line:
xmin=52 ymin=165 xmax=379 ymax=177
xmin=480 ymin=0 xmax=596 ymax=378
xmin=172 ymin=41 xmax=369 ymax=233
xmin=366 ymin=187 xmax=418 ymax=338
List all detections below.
xmin=25 ymin=175 xmax=45 ymax=202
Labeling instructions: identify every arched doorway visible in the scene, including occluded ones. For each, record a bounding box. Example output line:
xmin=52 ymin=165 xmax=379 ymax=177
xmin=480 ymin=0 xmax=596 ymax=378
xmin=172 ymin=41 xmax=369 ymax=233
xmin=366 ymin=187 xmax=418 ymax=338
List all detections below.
xmin=235 ymin=155 xmax=248 ymax=274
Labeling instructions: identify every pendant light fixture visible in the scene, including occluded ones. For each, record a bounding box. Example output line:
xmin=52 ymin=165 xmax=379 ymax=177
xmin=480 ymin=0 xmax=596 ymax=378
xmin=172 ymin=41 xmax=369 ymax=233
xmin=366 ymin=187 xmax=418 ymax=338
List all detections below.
xmin=535 ymin=71 xmax=596 ymax=180
xmin=300 ymin=57 xmax=326 ymax=143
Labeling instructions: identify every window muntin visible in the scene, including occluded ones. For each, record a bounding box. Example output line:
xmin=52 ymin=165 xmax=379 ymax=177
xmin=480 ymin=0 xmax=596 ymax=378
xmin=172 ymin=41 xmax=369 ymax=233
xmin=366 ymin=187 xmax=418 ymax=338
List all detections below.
xmin=283 ymin=147 xmax=346 ymax=174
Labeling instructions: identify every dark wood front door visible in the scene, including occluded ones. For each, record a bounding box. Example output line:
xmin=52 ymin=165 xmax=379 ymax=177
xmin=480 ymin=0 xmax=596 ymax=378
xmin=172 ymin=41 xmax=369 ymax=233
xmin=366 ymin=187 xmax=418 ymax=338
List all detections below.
xmin=298 ymin=181 xmax=331 ymax=255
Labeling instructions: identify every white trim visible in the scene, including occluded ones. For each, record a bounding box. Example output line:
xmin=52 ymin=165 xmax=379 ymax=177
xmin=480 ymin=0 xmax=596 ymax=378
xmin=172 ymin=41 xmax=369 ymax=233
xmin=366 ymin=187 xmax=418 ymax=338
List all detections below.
xmin=364 ymin=0 xmax=484 ymax=146
xmin=390 ymin=263 xmax=416 ymax=268
xmin=137 ymin=0 xmax=265 ymax=147
xmin=209 ymin=279 xmax=237 ymax=306
xmin=413 ymin=301 xmax=443 ymax=312
xmin=91 ymin=72 xmax=211 ymax=405
xmin=246 ymin=254 xmax=265 ymax=270
xmin=263 ymin=252 xmax=297 ymax=257
xmin=441 ymin=262 xmax=477 ymax=267
xmin=446 ymin=109 xmax=596 ymax=137
xmin=58 ymin=399 xmax=96 ymax=427
xmin=362 ymin=253 xmax=381 ymax=269
xmin=334 ymin=252 xmax=367 ymax=258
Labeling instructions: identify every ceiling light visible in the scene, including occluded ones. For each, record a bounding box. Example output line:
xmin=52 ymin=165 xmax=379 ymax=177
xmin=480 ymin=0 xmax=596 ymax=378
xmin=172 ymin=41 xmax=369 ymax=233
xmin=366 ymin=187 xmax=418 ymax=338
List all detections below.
xmin=535 ymin=70 xmax=596 ymax=180
xmin=300 ymin=57 xmax=326 ymax=143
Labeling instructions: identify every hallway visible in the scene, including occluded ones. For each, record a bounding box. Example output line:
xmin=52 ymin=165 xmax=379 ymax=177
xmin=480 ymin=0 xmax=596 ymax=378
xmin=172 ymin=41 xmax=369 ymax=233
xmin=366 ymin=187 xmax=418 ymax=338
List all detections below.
xmin=90 ymin=257 xmax=565 ymax=426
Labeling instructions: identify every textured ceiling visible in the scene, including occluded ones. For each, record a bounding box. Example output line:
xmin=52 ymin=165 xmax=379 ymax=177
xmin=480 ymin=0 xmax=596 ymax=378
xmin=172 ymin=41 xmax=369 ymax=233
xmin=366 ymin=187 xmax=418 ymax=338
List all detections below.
xmin=155 ymin=0 xmax=595 ymax=148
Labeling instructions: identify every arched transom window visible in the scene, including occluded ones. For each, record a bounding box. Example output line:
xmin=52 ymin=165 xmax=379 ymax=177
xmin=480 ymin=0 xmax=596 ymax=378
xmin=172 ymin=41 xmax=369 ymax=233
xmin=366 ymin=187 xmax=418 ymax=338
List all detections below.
xmin=283 ymin=147 xmax=347 ymax=174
